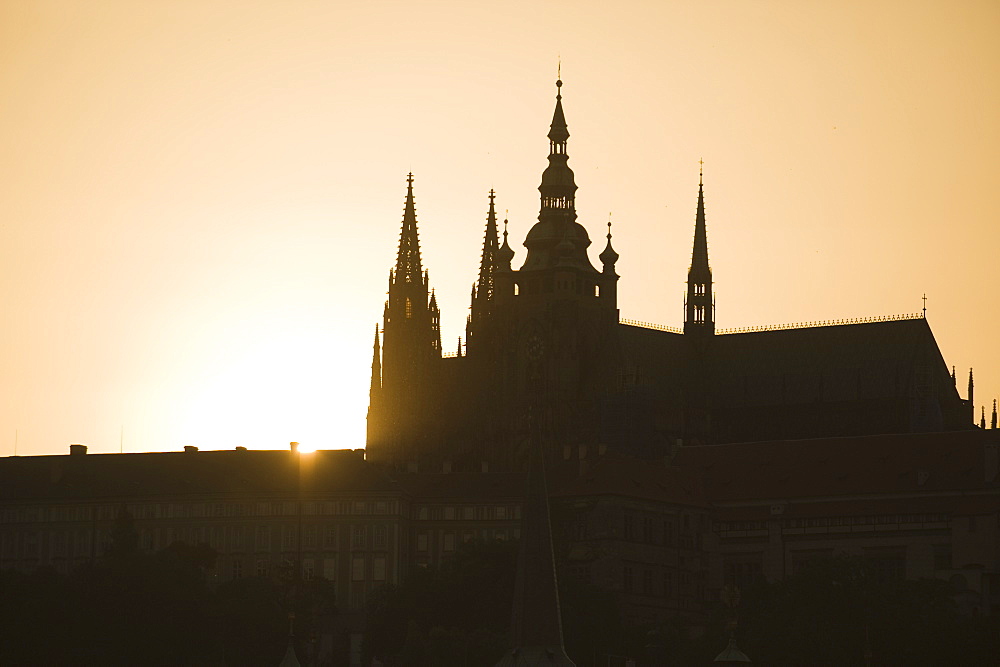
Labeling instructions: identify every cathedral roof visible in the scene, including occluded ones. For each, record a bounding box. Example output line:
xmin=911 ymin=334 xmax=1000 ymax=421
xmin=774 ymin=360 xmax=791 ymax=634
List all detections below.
xmin=708 ymin=317 xmax=951 ymax=404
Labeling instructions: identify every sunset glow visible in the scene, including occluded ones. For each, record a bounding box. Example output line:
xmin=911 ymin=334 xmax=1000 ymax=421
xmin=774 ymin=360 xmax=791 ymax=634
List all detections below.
xmin=1 ymin=1 xmax=997 ymax=456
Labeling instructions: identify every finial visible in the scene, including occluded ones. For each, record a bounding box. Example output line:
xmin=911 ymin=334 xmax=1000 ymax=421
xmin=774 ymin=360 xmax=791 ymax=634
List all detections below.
xmin=556 ymin=60 xmax=563 ymax=98
xmin=607 ymin=213 xmax=613 ymax=241
xmin=922 ymin=293 xmax=927 ymax=318
xmin=488 ymin=188 xmax=495 ymax=203
xmin=699 ymin=158 xmax=704 ymax=186
xmin=503 ymin=215 xmax=509 ymax=239
xmin=407 ymin=172 xmax=414 ymax=186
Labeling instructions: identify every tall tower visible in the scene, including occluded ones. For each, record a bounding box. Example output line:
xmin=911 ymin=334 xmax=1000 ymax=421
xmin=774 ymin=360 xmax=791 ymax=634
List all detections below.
xmin=366 ymin=174 xmax=442 ymax=463
xmin=684 ymin=167 xmax=715 ymax=336
xmin=488 ymin=77 xmax=619 ymax=464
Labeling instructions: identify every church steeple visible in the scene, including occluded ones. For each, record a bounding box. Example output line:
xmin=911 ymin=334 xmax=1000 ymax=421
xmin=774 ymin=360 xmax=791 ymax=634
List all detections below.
xmin=520 ymin=77 xmax=595 ymax=273
xmin=472 ymin=191 xmax=500 ymax=320
xmin=395 ymin=173 xmax=423 ymax=285
xmin=684 ymin=164 xmax=715 ymax=335
xmin=367 ymin=174 xmax=443 ymax=464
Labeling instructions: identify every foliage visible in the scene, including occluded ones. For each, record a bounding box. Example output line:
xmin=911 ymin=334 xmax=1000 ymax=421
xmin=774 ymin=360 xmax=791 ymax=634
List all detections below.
xmin=735 ymin=555 xmax=1000 ymax=666
xmin=0 ymin=509 xmax=335 ymax=666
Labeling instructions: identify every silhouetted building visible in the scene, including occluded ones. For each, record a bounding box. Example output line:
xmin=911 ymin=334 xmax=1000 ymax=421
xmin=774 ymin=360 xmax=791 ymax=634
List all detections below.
xmin=365 ymin=78 xmax=974 ymax=472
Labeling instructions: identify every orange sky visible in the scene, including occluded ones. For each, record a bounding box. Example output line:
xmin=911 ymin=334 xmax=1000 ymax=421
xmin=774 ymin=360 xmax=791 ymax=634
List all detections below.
xmin=2 ymin=1 xmax=998 ymax=456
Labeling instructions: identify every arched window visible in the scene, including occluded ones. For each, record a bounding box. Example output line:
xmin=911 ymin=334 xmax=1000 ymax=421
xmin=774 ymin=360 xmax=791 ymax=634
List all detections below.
xmin=405 ymin=298 xmax=413 ymax=319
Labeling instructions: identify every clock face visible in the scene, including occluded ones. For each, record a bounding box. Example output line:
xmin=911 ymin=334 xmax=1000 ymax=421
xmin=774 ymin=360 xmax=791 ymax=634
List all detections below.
xmin=526 ymin=333 xmax=545 ymax=362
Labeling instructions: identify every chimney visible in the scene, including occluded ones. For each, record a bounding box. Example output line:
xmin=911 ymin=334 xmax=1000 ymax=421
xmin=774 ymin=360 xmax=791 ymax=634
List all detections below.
xmin=235 ymin=446 xmax=247 ymax=452
xmin=354 ymin=448 xmax=366 ymax=460
xmin=290 ymin=441 xmax=299 ymax=454
xmin=184 ymin=445 xmax=198 ymax=454
xmin=69 ymin=444 xmax=87 ymax=456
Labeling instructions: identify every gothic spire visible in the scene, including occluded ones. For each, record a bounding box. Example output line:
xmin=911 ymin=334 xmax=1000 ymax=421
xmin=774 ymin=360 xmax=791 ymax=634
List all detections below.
xmin=981 ymin=406 xmax=986 ymax=429
xmin=684 ymin=163 xmax=714 ymax=336
xmin=370 ymin=324 xmax=381 ymax=397
xmin=691 ymin=166 xmax=710 ymax=277
xmin=968 ymin=368 xmax=975 ymax=413
xmin=473 ymin=190 xmax=501 ymax=315
xmin=395 ymin=173 xmax=424 ymax=286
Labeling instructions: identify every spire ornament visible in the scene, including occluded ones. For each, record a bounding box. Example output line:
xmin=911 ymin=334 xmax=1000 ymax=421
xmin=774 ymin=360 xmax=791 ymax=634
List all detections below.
xmin=599 ymin=215 xmax=619 ymax=272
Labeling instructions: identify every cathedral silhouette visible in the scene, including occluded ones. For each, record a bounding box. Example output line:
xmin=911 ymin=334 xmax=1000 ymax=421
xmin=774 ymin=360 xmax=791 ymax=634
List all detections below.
xmin=365 ymin=78 xmax=974 ymax=472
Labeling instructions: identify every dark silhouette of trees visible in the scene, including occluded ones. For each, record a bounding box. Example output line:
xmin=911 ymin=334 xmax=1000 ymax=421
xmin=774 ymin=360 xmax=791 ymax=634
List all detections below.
xmin=0 ymin=508 xmax=335 ymax=666
xmin=735 ymin=556 xmax=1000 ymax=666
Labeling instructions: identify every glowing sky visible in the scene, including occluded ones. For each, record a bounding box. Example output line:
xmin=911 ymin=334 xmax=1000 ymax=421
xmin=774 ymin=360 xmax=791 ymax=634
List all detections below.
xmin=2 ymin=1 xmax=998 ymax=456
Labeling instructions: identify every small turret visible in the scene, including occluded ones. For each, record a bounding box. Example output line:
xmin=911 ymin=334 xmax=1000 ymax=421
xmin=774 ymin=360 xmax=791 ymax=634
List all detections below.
xmin=498 ymin=217 xmax=515 ymax=270
xmin=599 ymin=218 xmax=619 ymax=273
xmin=992 ymin=399 xmax=998 ymax=430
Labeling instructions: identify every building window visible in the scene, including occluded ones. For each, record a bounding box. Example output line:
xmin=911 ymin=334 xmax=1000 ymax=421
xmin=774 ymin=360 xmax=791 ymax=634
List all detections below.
xmin=725 ymin=556 xmax=763 ymax=588
xmin=933 ymin=544 xmax=952 ymax=570
xmin=623 ymin=513 xmax=635 ymax=540
xmin=642 ymin=570 xmax=654 ymax=595
xmin=373 ymin=525 xmax=388 ymax=549
xmin=323 ymin=557 xmax=337 ymax=581
xmin=352 ymin=556 xmax=365 ymax=581
xmin=444 ymin=507 xmax=455 ymax=520
xmin=496 ymin=506 xmax=507 ymax=520
xmin=303 ymin=559 xmax=314 ymax=580
xmin=373 ymin=556 xmax=386 ymax=581
xmin=256 ymin=559 xmax=269 ymax=577
xmin=623 ymin=566 xmax=633 ymax=593
xmin=405 ymin=298 xmax=412 ymax=319
xmin=463 ymin=507 xmax=474 ymax=520
xmin=443 ymin=533 xmax=455 ymax=551
xmin=232 ymin=559 xmax=242 ymax=580
xmin=255 ymin=526 xmax=270 ymax=552
xmin=417 ymin=533 xmax=428 ymax=551
xmin=351 ymin=525 xmax=367 ymax=550
xmin=643 ymin=517 xmax=654 ymax=543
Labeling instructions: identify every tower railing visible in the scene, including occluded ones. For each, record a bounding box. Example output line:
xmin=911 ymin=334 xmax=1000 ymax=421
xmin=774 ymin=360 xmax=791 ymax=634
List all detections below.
xmin=618 ymin=312 xmax=924 ymax=336
xmin=716 ymin=312 xmax=924 ymax=335
xmin=619 ymin=318 xmax=684 ymax=334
